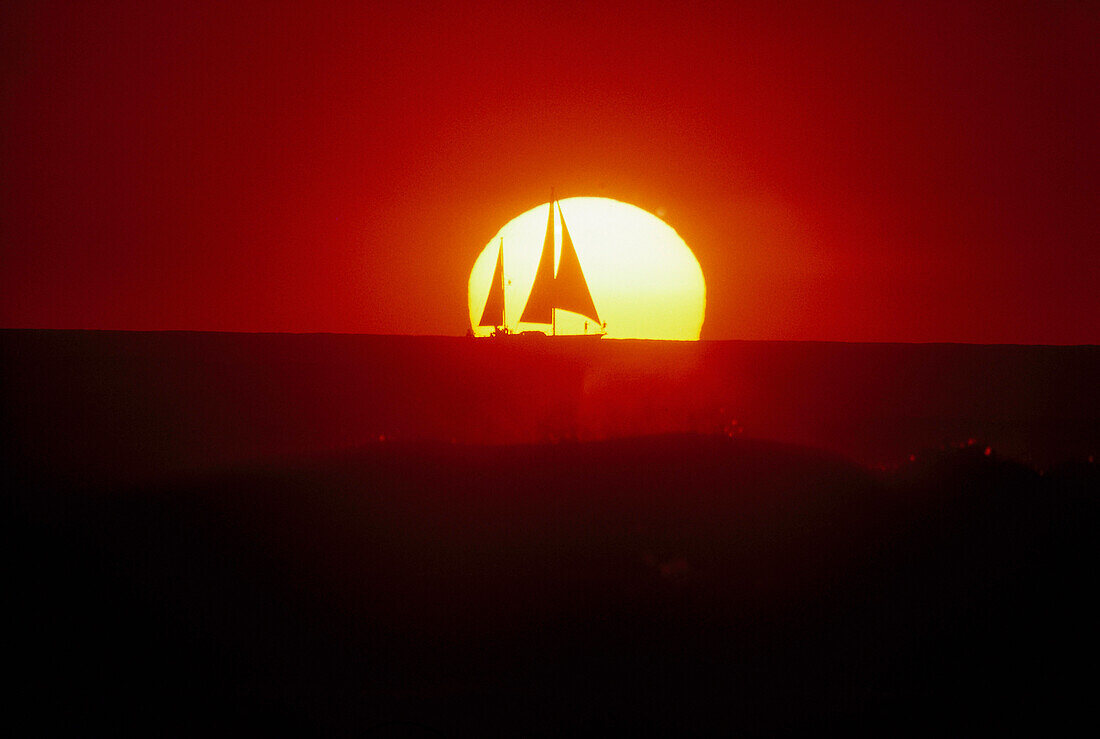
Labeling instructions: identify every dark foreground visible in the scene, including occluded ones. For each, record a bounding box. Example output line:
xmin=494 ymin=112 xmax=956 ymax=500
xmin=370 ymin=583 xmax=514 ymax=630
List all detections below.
xmin=4 ymin=331 xmax=1098 ymax=734
xmin=9 ymin=435 xmax=1098 ymax=735
xmin=4 ymin=330 xmax=1098 ymax=483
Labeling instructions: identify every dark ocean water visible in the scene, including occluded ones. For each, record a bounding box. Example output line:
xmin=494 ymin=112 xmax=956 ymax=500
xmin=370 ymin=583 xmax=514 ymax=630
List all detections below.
xmin=3 ymin=330 xmax=1097 ymax=482
xmin=5 ymin=331 xmax=1098 ymax=734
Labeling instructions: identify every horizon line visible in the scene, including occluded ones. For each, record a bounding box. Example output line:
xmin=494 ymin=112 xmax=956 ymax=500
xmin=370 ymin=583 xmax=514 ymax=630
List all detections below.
xmin=1 ymin=327 xmax=1096 ymax=348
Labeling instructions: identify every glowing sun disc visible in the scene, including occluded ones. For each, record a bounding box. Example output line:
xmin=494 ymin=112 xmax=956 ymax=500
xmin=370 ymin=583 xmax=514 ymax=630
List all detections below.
xmin=468 ymin=197 xmax=705 ymax=340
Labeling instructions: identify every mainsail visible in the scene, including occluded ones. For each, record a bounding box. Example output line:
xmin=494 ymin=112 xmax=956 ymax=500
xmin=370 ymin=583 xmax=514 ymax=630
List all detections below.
xmin=518 ymin=199 xmax=558 ymax=325
xmin=478 ymin=238 xmax=506 ymax=327
xmin=518 ymin=198 xmax=601 ymax=328
xmin=553 ymin=206 xmax=600 ymax=324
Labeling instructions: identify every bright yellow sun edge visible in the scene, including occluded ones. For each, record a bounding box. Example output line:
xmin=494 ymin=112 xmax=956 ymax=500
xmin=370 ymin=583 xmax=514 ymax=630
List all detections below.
xmin=468 ymin=197 xmax=706 ymax=340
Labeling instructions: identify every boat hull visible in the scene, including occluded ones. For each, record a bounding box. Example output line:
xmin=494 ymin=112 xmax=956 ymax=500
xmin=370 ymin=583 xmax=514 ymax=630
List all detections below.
xmin=481 ymin=330 xmax=605 ymax=340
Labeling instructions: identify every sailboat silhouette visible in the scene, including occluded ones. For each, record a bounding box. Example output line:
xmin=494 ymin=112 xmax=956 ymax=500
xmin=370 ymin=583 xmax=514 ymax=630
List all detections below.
xmin=479 ymin=196 xmax=604 ymax=337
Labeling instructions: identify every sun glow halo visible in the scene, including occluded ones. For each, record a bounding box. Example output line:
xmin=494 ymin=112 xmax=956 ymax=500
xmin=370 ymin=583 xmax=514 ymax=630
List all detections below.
xmin=468 ymin=197 xmax=705 ymax=340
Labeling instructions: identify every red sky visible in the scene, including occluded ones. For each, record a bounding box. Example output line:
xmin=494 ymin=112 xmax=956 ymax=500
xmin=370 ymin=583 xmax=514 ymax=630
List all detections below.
xmin=2 ymin=1 xmax=1097 ymax=342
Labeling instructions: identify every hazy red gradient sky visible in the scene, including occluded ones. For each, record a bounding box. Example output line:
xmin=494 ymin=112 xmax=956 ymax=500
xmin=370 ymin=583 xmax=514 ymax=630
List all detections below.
xmin=2 ymin=1 xmax=1097 ymax=342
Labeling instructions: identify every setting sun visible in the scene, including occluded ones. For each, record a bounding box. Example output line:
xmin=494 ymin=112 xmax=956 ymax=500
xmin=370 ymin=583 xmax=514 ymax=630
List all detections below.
xmin=468 ymin=197 xmax=705 ymax=340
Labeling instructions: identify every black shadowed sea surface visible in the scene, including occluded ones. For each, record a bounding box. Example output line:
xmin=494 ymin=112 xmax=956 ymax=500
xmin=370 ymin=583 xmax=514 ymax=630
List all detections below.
xmin=5 ymin=331 xmax=1098 ymax=734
